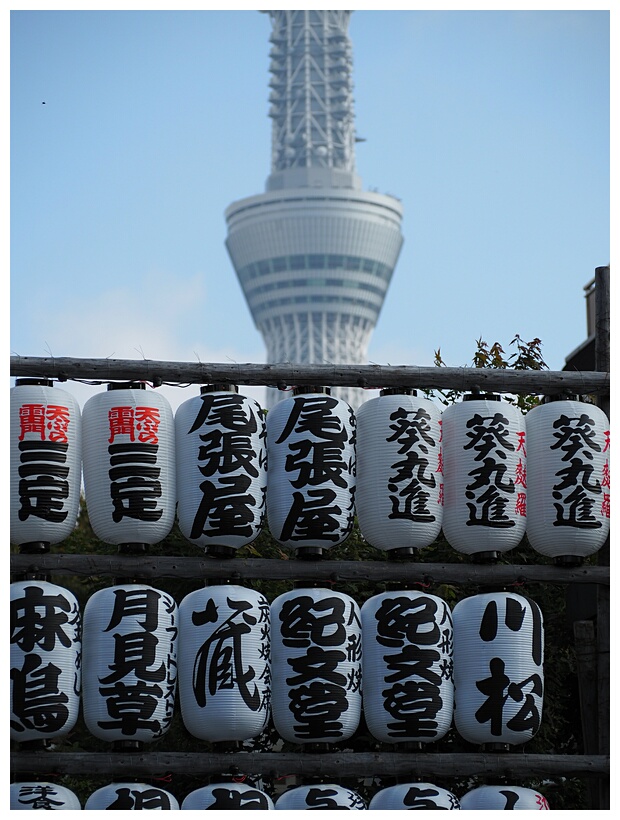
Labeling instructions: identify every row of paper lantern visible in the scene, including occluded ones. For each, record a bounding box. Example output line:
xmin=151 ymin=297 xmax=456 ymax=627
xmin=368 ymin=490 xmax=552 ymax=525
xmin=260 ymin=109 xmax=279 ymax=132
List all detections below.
xmin=11 ymin=581 xmax=543 ymax=750
xmin=10 ymin=380 xmax=610 ymax=561
xmin=10 ymin=780 xmax=550 ymax=809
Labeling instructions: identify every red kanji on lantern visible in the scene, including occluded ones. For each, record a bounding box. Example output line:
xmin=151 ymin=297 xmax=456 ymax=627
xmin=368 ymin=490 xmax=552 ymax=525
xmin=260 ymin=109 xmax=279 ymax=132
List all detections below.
xmin=515 ymin=459 xmax=526 ymax=488
xmin=516 ymin=492 xmax=526 ymax=517
xmin=18 ymin=404 xmax=46 ymax=440
xmin=134 ymin=406 xmax=161 ymax=443
xmin=18 ymin=404 xmax=70 ymax=443
xmin=107 ymin=406 xmax=160 ymax=444
xmin=45 ymin=405 xmax=71 ymax=443
xmin=516 ymin=431 xmax=526 ymax=457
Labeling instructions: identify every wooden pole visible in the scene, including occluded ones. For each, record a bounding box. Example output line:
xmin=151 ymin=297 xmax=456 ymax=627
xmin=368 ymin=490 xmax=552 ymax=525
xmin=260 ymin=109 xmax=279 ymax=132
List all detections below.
xmin=9 ymin=553 xmax=610 ymax=586
xmin=10 ymin=751 xmax=609 ymax=780
xmin=9 ymin=356 xmax=609 ymax=396
xmin=594 ymin=265 xmax=610 ymax=809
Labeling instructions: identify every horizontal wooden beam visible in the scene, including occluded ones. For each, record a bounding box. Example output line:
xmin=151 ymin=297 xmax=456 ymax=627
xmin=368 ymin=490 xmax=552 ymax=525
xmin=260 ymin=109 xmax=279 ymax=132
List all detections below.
xmin=10 ymin=554 xmax=609 ymax=585
xmin=10 ymin=356 xmax=609 ymax=395
xmin=10 ymin=751 xmax=609 ymax=779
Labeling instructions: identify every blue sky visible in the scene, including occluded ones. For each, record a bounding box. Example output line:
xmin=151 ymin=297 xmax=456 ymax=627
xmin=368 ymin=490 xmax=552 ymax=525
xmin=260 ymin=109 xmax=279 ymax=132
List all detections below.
xmin=9 ymin=5 xmax=611 ymax=411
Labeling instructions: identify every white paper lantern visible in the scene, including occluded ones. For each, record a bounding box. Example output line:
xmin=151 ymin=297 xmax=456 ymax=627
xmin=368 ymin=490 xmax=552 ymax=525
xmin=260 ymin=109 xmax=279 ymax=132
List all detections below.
xmin=178 ymin=584 xmax=270 ymax=741
xmin=453 ymin=592 xmax=544 ymax=747
xmin=10 ymin=380 xmax=82 ymax=551
xmin=10 ymin=580 xmax=81 ymax=742
xmin=460 ymin=784 xmax=550 ymax=809
xmin=275 ymin=784 xmax=366 ymax=809
xmin=266 ymin=389 xmax=356 ymax=556
xmin=10 ymin=782 xmax=81 ymax=810
xmin=356 ymin=390 xmax=443 ymax=555
xmin=85 ymin=782 xmax=180 ymax=809
xmin=181 ymin=783 xmax=274 ymax=810
xmin=361 ymin=591 xmax=454 ymax=744
xmin=442 ymin=395 xmax=527 ymax=558
xmin=369 ymin=783 xmax=461 ymax=809
xmin=175 ymin=387 xmax=267 ymax=555
xmin=82 ymin=584 xmax=178 ymax=744
xmin=82 ymin=384 xmax=175 ymax=547
xmin=271 ymin=587 xmax=362 ymax=744
xmin=526 ymin=398 xmax=610 ymax=562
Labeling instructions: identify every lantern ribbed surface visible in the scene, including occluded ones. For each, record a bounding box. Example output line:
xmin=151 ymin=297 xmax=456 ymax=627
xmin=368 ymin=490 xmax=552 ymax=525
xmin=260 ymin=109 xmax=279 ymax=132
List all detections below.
xmin=460 ymin=784 xmax=550 ymax=809
xmin=10 ymin=782 xmax=81 ymax=810
xmin=181 ymin=783 xmax=275 ymax=810
xmin=266 ymin=392 xmax=356 ymax=550
xmin=271 ymin=587 xmax=362 ymax=744
xmin=175 ymin=390 xmax=267 ymax=550
xmin=82 ymin=584 xmax=178 ymax=743
xmin=85 ymin=782 xmax=180 ymax=809
xmin=368 ymin=783 xmax=461 ymax=809
xmin=356 ymin=392 xmax=443 ymax=551
xmin=275 ymin=784 xmax=366 ymax=810
xmin=525 ymin=399 xmax=610 ymax=559
xmin=442 ymin=397 xmax=527 ymax=556
xmin=361 ymin=591 xmax=454 ymax=744
xmin=82 ymin=387 xmax=175 ymax=545
xmin=10 ymin=382 xmax=82 ymax=547
xmin=10 ymin=580 xmax=81 ymax=742
xmin=453 ymin=592 xmax=544 ymax=747
xmin=178 ymin=584 xmax=271 ymax=742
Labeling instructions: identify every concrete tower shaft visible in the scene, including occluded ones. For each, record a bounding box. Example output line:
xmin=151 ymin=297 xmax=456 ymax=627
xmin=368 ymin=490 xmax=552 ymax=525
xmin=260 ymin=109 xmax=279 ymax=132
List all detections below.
xmin=225 ymin=11 xmax=404 ymax=408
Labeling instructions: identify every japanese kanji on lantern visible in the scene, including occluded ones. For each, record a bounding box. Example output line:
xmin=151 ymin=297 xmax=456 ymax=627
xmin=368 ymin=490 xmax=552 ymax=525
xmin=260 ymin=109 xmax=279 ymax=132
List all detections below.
xmin=10 ymin=580 xmax=81 ymax=743
xmin=525 ymin=396 xmax=610 ymax=564
xmin=356 ymin=389 xmax=443 ymax=556
xmin=460 ymin=785 xmax=550 ymax=809
xmin=275 ymin=784 xmax=366 ymax=810
xmin=85 ymin=783 xmax=180 ymax=810
xmin=361 ymin=590 xmax=454 ymax=745
xmin=82 ymin=383 xmax=176 ymax=548
xmin=368 ymin=783 xmax=461 ymax=810
xmin=10 ymin=379 xmax=82 ymax=553
xmin=178 ymin=584 xmax=271 ymax=742
xmin=181 ymin=783 xmax=275 ymax=810
xmin=452 ymin=592 xmax=544 ymax=748
xmin=175 ymin=385 xmax=267 ymax=556
xmin=270 ymin=587 xmax=362 ymax=744
xmin=10 ymin=782 xmax=82 ymax=810
xmin=81 ymin=584 xmax=178 ymax=745
xmin=441 ymin=394 xmax=527 ymax=559
xmin=266 ymin=388 xmax=356 ymax=557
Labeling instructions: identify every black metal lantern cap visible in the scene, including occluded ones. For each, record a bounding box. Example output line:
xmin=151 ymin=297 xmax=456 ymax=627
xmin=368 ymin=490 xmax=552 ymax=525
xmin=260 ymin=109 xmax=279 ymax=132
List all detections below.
xmin=15 ymin=378 xmax=54 ymax=387
xmin=292 ymin=385 xmax=331 ymax=396
xmin=295 ymin=545 xmax=324 ymax=560
xmin=482 ymin=741 xmax=512 ymax=752
xmin=554 ymin=554 xmax=585 ymax=568
xmin=118 ymin=542 xmax=148 ymax=555
xmin=542 ymin=392 xmax=582 ymax=403
xmin=380 ymin=387 xmax=417 ymax=397
xmin=18 ymin=540 xmax=50 ymax=555
xmin=387 ymin=546 xmax=416 ymax=561
xmin=204 ymin=544 xmax=237 ymax=559
xmin=107 ymin=381 xmax=146 ymax=391
xmin=471 ymin=550 xmax=499 ymax=564
xmin=463 ymin=392 xmax=501 ymax=402
xmin=113 ymin=739 xmax=144 ymax=752
xmin=201 ymin=383 xmax=239 ymax=394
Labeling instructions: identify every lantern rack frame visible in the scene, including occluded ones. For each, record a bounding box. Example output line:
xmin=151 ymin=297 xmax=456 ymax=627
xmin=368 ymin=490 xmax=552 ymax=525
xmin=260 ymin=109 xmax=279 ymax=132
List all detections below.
xmin=9 ymin=266 xmax=610 ymax=808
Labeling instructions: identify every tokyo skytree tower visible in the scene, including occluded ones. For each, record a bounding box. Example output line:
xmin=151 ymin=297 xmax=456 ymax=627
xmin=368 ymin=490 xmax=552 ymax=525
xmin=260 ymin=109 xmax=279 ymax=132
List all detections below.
xmin=225 ymin=10 xmax=404 ymax=408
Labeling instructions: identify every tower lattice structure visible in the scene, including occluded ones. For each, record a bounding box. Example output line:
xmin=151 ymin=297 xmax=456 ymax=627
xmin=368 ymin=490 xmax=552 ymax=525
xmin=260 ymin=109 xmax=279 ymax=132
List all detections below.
xmin=225 ymin=10 xmax=404 ymax=408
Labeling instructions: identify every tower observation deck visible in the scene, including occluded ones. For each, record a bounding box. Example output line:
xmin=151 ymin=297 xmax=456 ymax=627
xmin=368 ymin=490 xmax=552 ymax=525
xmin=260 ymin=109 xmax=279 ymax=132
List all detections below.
xmin=225 ymin=10 xmax=404 ymax=408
